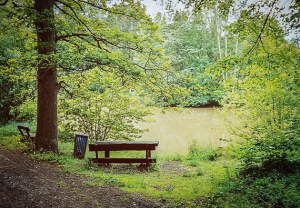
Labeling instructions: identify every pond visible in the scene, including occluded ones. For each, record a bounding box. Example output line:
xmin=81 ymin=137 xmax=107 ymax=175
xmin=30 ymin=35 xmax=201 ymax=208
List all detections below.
xmin=136 ymin=107 xmax=226 ymax=156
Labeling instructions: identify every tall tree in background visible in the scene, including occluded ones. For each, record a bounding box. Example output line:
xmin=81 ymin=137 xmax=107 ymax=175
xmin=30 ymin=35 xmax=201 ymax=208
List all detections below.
xmin=154 ymin=6 xmax=237 ymax=106
xmin=183 ymin=0 xmax=300 ymax=44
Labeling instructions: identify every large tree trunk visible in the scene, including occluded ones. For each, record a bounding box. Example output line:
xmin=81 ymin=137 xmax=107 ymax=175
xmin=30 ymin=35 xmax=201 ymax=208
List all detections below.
xmin=34 ymin=0 xmax=58 ymax=152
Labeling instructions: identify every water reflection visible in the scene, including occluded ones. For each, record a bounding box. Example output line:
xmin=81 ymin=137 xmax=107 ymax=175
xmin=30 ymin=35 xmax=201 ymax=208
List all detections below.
xmin=136 ymin=108 xmax=224 ymax=156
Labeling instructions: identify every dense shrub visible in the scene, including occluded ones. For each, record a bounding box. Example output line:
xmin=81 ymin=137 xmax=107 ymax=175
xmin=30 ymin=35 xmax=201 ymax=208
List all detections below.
xmin=207 ymin=170 xmax=300 ymax=207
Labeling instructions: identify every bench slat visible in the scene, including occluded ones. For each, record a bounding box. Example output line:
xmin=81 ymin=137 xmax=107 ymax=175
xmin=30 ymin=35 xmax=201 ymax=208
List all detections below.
xmin=89 ymin=142 xmax=158 ymax=151
xmin=89 ymin=158 xmax=157 ymax=164
xmin=95 ymin=141 xmax=159 ymax=145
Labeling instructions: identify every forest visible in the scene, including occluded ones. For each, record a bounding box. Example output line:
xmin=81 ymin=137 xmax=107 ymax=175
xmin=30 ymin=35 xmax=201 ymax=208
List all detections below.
xmin=0 ymin=0 xmax=300 ymax=207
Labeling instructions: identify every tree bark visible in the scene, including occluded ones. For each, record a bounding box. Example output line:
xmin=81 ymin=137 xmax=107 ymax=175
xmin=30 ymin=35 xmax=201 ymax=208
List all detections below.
xmin=34 ymin=0 xmax=58 ymax=152
xmin=215 ymin=5 xmax=222 ymax=59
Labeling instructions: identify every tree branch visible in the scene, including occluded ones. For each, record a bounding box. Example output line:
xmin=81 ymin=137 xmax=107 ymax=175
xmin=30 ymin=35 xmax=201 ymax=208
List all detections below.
xmin=0 ymin=0 xmax=8 ymax=6
xmin=54 ymin=1 xmax=95 ymax=36
xmin=76 ymin=0 xmax=143 ymax=21
xmin=239 ymin=1 xmax=276 ymax=62
xmin=56 ymin=33 xmax=89 ymax=41
xmin=57 ymin=81 xmax=74 ymax=98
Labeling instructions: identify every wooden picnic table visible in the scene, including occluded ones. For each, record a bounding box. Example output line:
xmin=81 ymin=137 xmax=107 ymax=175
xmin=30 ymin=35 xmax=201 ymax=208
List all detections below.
xmin=89 ymin=141 xmax=159 ymax=167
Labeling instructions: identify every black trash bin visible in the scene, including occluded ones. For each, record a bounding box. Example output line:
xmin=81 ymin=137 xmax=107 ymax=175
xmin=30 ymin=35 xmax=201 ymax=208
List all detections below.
xmin=73 ymin=133 xmax=88 ymax=159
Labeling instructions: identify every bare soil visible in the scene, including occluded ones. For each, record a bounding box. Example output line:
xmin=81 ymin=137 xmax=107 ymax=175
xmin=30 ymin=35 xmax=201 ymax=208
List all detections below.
xmin=0 ymin=148 xmax=169 ymax=208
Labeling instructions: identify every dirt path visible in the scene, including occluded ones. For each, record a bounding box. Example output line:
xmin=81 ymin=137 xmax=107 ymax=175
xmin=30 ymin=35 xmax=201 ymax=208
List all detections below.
xmin=0 ymin=148 xmax=165 ymax=208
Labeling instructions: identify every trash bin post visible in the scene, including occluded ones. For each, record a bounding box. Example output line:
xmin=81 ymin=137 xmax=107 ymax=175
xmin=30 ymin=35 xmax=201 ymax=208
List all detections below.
xmin=73 ymin=133 xmax=88 ymax=159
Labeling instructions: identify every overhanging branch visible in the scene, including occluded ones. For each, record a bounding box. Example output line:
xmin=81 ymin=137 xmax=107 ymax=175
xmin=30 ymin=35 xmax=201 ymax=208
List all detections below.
xmin=239 ymin=1 xmax=276 ymax=62
xmin=0 ymin=0 xmax=9 ymax=6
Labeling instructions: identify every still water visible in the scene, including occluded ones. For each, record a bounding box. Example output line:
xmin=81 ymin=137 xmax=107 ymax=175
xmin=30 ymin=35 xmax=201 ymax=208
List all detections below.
xmin=136 ymin=108 xmax=225 ymax=156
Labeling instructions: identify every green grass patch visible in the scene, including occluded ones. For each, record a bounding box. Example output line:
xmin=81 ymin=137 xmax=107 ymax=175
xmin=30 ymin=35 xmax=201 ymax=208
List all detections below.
xmin=0 ymin=122 xmax=32 ymax=150
xmin=0 ymin=121 xmax=26 ymax=137
xmin=0 ymin=135 xmax=28 ymax=150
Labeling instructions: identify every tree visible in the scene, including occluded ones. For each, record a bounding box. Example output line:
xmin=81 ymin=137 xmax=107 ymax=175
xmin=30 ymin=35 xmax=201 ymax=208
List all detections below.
xmin=214 ymin=15 xmax=300 ymax=174
xmin=59 ymin=68 xmax=152 ymax=141
xmin=34 ymin=0 xmax=58 ymax=152
xmin=0 ymin=0 xmax=176 ymax=152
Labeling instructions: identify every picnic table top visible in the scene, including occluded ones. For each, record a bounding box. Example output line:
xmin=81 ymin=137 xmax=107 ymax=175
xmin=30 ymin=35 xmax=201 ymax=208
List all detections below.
xmin=94 ymin=141 xmax=159 ymax=145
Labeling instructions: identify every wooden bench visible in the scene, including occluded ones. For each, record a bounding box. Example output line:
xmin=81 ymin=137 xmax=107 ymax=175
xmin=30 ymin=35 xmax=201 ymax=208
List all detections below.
xmin=89 ymin=141 xmax=159 ymax=167
xmin=17 ymin=125 xmax=36 ymax=143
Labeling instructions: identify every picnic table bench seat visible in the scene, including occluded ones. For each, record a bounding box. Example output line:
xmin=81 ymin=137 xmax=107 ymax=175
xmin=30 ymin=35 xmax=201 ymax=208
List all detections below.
xmin=89 ymin=141 xmax=159 ymax=167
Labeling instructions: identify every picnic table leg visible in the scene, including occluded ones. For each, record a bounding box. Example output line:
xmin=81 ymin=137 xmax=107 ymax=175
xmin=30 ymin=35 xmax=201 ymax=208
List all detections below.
xmin=146 ymin=150 xmax=151 ymax=167
xmin=105 ymin=150 xmax=110 ymax=158
xmin=105 ymin=150 xmax=110 ymax=166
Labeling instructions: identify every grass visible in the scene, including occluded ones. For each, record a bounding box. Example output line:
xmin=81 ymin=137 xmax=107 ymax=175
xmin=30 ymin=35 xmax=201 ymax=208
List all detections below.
xmin=79 ymin=146 xmax=237 ymax=206
xmin=0 ymin=123 xmax=236 ymax=206
xmin=1 ymin=122 xmax=299 ymax=207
